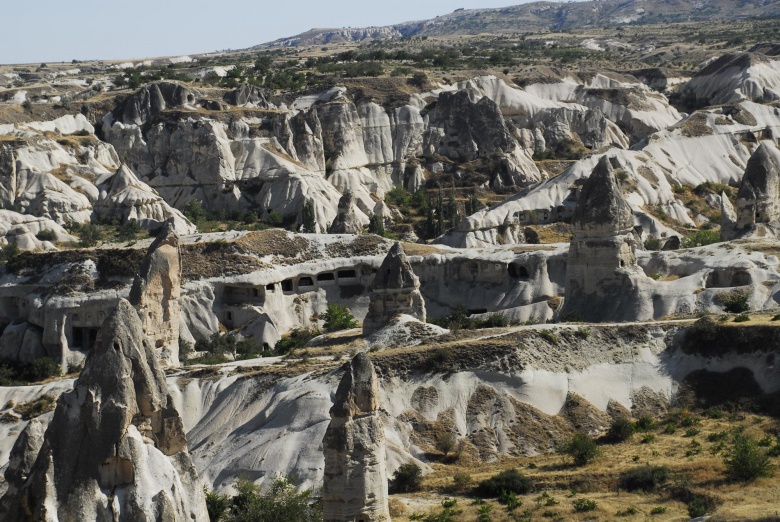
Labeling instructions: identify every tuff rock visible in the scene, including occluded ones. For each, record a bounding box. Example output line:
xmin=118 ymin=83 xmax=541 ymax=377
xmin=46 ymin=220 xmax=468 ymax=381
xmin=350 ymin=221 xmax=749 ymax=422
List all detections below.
xmin=322 ymin=353 xmax=390 ymax=522
xmin=329 ymin=190 xmax=365 ymax=234
xmin=129 ymin=222 xmax=182 ymax=366
xmin=559 ymin=156 xmax=650 ymax=322
xmin=0 ymin=299 xmax=207 ymax=521
xmin=363 ymin=242 xmax=426 ymax=335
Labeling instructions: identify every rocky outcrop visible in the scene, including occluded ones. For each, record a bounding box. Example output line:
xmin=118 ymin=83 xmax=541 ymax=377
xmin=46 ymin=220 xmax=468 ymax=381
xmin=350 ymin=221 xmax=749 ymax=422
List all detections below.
xmin=95 ymin=164 xmax=197 ymax=235
xmin=223 ymin=83 xmax=270 ymax=108
xmin=0 ymin=299 xmax=207 ymax=521
xmin=363 ymin=242 xmax=426 ymax=334
xmin=323 ymin=353 xmax=390 ymax=522
xmin=114 ymin=81 xmax=196 ymax=126
xmin=684 ymin=51 xmax=780 ymax=105
xmin=559 ymin=156 xmax=650 ymax=322
xmin=329 ymin=190 xmax=364 ymax=234
xmin=129 ymin=223 xmax=182 ymax=366
xmin=734 ymin=142 xmax=780 ymax=237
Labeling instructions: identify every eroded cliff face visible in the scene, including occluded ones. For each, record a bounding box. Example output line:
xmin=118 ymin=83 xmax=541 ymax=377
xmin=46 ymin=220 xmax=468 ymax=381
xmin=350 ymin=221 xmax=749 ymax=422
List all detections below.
xmin=0 ymin=299 xmax=207 ymax=521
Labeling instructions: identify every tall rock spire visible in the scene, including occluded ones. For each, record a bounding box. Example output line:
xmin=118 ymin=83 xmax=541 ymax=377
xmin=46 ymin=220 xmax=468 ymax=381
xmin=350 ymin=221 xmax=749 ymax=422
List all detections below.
xmin=560 ymin=156 xmax=650 ymax=322
xmin=129 ymin=222 xmax=182 ymax=366
xmin=0 ymin=299 xmax=207 ymax=521
xmin=322 ymin=353 xmax=390 ymax=522
xmin=363 ymin=242 xmax=426 ymax=335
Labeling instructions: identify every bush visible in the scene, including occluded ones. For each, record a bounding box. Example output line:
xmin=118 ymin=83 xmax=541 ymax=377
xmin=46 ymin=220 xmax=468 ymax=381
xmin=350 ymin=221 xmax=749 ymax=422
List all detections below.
xmin=650 ymin=506 xmax=667 ymax=515
xmin=0 ymin=243 xmax=19 ymax=265
xmin=607 ymin=417 xmax=634 ymax=442
xmin=618 ymin=465 xmax=669 ymax=492
xmin=452 ymin=473 xmax=472 ymax=491
xmin=274 ymin=327 xmax=321 ymax=354
xmin=320 ymin=304 xmax=358 ymax=332
xmin=635 ymin=415 xmax=657 ymax=432
xmin=573 ymin=498 xmax=597 ymax=512
xmin=476 ymin=469 xmax=534 ymax=497
xmin=205 ymin=488 xmax=230 ymax=522
xmin=724 ymin=433 xmax=774 ymax=482
xmin=35 ymin=229 xmax=57 ymax=242
xmin=393 ymin=463 xmax=423 ymax=493
xmin=722 ymin=290 xmax=750 ymax=313
xmin=681 ymin=229 xmax=720 ymax=248
xmin=28 ymin=357 xmax=60 ymax=382
xmin=78 ymin=223 xmax=102 ymax=247
xmin=687 ymin=496 xmax=717 ymax=518
xmin=733 ymin=313 xmax=751 ymax=323
xmin=183 ymin=199 xmax=208 ymax=225
xmin=408 ymin=72 xmax=429 ymax=89
xmin=227 ymin=475 xmax=322 ymax=522
xmin=560 ymin=433 xmax=599 ymax=466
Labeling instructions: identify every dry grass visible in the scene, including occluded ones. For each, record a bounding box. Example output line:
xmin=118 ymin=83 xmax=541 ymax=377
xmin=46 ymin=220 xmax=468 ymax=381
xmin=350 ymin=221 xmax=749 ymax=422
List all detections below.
xmin=391 ymin=413 xmax=780 ymax=521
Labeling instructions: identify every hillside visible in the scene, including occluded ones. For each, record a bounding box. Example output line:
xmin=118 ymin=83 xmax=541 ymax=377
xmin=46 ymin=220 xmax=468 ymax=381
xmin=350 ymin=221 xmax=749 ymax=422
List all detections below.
xmin=254 ymin=0 xmax=780 ymax=48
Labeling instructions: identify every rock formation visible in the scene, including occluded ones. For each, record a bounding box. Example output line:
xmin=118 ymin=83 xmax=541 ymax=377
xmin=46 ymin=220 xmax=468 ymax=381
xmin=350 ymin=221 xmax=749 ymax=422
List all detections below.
xmin=114 ymin=81 xmax=196 ymax=126
xmin=363 ymin=242 xmax=426 ymax=335
xmin=223 ymin=83 xmax=270 ymax=108
xmin=723 ymin=141 xmax=780 ymax=240
xmin=129 ymin=222 xmax=182 ymax=366
xmin=0 ymin=299 xmax=208 ymax=521
xmin=559 ymin=156 xmax=649 ymax=322
xmin=329 ymin=190 xmax=364 ymax=234
xmin=322 ymin=353 xmax=390 ymax=522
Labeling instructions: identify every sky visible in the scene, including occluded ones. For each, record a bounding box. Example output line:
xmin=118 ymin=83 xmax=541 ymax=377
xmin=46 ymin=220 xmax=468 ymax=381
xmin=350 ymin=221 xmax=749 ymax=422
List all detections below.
xmin=0 ymin=0 xmax=571 ymax=64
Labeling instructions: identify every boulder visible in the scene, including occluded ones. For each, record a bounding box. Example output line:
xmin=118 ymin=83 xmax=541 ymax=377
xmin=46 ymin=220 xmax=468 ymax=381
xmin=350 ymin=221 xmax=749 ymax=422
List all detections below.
xmin=0 ymin=300 xmax=207 ymax=521
xmin=322 ymin=353 xmax=390 ymax=522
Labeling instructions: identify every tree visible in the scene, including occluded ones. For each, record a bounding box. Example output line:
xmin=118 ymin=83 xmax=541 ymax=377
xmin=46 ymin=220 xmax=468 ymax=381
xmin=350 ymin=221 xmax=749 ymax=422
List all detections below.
xmin=226 ymin=476 xmax=322 ymax=522
xmin=301 ymin=199 xmax=317 ymax=233
xmin=368 ymin=214 xmax=385 ymax=236
xmin=435 ymin=431 xmax=458 ymax=457
xmin=321 ymin=304 xmax=358 ymax=331
xmin=392 ymin=463 xmax=423 ymax=493
xmin=408 ymin=71 xmax=429 ymax=89
xmin=182 ymin=200 xmax=207 ymax=225
xmin=113 ymin=74 xmax=126 ymax=88
xmin=724 ymin=433 xmax=774 ymax=482
xmin=560 ymin=433 xmax=599 ymax=466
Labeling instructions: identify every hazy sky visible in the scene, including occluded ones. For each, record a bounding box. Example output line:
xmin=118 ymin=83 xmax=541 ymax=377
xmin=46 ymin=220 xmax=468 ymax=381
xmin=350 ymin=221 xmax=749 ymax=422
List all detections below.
xmin=0 ymin=0 xmax=573 ymax=64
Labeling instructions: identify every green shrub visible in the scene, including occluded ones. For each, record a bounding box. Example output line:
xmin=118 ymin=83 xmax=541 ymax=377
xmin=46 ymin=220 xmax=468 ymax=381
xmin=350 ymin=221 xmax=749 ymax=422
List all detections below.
xmin=650 ymin=506 xmax=667 ymax=515
xmin=498 ymin=490 xmax=522 ymax=511
xmin=435 ymin=431 xmax=458 ymax=457
xmin=476 ymin=469 xmax=534 ymax=497
xmin=607 ymin=417 xmax=635 ymax=442
xmin=681 ymin=229 xmax=720 ymax=248
xmin=560 ymin=433 xmax=599 ymax=466
xmin=182 ymin=200 xmax=208 ymax=225
xmin=320 ymin=304 xmax=358 ymax=332
xmin=644 ymin=237 xmax=662 ymax=251
xmin=618 ymin=465 xmax=669 ymax=492
xmin=642 ymin=434 xmax=656 ymax=444
xmin=452 ymin=473 xmax=472 ymax=491
xmin=664 ymin=423 xmax=677 ymax=434
xmin=573 ymin=498 xmax=597 ymax=512
xmin=539 ymin=329 xmax=559 ymax=345
xmin=35 ymin=229 xmax=57 ymax=242
xmin=393 ymin=463 xmax=423 ymax=493
xmin=368 ymin=214 xmax=385 ymax=237
xmin=78 ymin=223 xmax=102 ymax=247
xmin=733 ymin=313 xmax=751 ymax=323
xmin=635 ymin=416 xmax=657 ymax=432
xmin=687 ymin=496 xmax=716 ymax=518
xmin=685 ymin=428 xmax=701 ymax=437
xmin=477 ymin=504 xmax=493 ymax=522
xmin=205 ymin=488 xmax=230 ymax=522
xmin=227 ymin=475 xmax=322 ymax=522
xmin=617 ymin=505 xmax=639 ymax=516
xmin=0 ymin=243 xmax=19 ymax=265
xmin=724 ymin=433 xmax=774 ymax=482
xmin=274 ymin=327 xmax=321 ymax=354
xmin=28 ymin=357 xmax=60 ymax=382
xmin=268 ymin=211 xmax=284 ymax=227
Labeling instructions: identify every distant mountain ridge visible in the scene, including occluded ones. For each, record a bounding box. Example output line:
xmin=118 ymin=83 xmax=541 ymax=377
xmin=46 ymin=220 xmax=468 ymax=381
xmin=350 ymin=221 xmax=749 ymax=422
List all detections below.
xmin=252 ymin=0 xmax=780 ymax=48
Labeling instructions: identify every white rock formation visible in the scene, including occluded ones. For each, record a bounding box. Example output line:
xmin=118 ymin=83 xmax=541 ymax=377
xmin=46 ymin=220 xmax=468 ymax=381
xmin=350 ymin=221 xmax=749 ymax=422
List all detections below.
xmin=684 ymin=49 xmax=780 ymax=105
xmin=129 ymin=223 xmax=182 ymax=366
xmin=363 ymin=242 xmax=426 ymax=335
xmin=560 ymin=156 xmax=651 ymax=322
xmin=0 ymin=300 xmax=207 ymax=521
xmin=323 ymin=353 xmax=390 ymax=522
